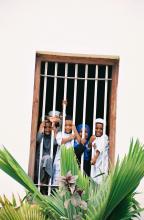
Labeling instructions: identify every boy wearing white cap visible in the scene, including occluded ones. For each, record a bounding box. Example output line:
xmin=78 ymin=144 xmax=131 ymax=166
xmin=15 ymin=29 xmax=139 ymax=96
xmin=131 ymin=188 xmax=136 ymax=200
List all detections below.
xmin=47 ymin=100 xmax=68 ymax=134
xmin=89 ymin=118 xmax=109 ymax=184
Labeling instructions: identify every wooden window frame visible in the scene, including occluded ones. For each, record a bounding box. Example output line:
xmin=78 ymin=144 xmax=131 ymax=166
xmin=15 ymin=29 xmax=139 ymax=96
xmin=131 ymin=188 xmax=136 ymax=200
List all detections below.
xmin=28 ymin=51 xmax=119 ymax=179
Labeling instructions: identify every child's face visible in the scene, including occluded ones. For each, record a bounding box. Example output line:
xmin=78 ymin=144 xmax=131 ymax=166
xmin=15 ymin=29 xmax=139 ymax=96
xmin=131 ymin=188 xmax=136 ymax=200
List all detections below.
xmin=79 ymin=128 xmax=88 ymax=139
xmin=65 ymin=120 xmax=72 ymax=134
xmin=95 ymin=123 xmax=103 ymax=137
xmin=44 ymin=122 xmax=52 ymax=135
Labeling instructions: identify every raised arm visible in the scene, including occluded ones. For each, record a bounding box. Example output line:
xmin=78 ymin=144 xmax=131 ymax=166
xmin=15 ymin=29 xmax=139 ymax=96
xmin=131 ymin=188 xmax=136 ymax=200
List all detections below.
xmin=61 ymin=133 xmax=75 ymax=144
xmin=88 ymin=135 xmax=96 ymax=148
xmin=72 ymin=125 xmax=81 ymax=143
xmin=36 ymin=121 xmax=45 ymax=143
xmin=91 ymin=150 xmax=100 ymax=165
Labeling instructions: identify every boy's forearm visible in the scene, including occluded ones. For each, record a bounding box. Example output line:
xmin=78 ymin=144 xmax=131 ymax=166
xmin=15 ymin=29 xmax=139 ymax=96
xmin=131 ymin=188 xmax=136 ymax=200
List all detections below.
xmin=36 ymin=132 xmax=43 ymax=143
xmin=89 ymin=135 xmax=96 ymax=148
xmin=61 ymin=136 xmax=73 ymax=144
xmin=75 ymin=132 xmax=81 ymax=143
xmin=94 ymin=150 xmax=100 ymax=161
xmin=91 ymin=150 xmax=100 ymax=165
xmin=72 ymin=126 xmax=81 ymax=143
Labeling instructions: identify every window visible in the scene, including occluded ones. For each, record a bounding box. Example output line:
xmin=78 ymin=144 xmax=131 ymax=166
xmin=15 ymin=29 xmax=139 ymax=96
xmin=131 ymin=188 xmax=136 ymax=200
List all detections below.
xmin=28 ymin=52 xmax=119 ymax=180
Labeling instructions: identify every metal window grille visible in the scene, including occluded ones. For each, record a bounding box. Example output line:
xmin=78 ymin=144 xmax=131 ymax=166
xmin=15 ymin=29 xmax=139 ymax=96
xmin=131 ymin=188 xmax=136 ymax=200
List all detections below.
xmin=35 ymin=61 xmax=112 ymax=194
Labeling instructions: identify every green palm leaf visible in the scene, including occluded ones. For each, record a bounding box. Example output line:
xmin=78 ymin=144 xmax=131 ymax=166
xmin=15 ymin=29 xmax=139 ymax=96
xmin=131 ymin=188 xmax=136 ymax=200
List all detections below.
xmin=104 ymin=140 xmax=144 ymax=219
xmin=85 ymin=139 xmax=144 ymax=220
xmin=43 ymin=146 xmax=89 ymax=219
xmin=41 ymin=190 xmax=67 ymax=219
xmin=0 ymin=140 xmax=144 ymax=220
xmin=0 ymin=146 xmax=44 ymax=202
xmin=61 ymin=146 xmax=90 ymax=200
xmin=60 ymin=146 xmax=79 ymax=176
xmin=0 ymin=203 xmax=46 ymax=220
xmin=0 ymin=195 xmax=46 ymax=220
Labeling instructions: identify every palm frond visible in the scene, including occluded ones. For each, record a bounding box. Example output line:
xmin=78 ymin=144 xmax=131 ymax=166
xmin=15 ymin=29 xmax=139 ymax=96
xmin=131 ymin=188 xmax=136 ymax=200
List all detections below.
xmin=61 ymin=146 xmax=90 ymax=200
xmin=0 ymin=146 xmax=45 ymax=203
xmin=17 ymin=203 xmax=46 ymax=220
xmin=40 ymin=146 xmax=90 ymax=219
xmin=0 ymin=203 xmax=46 ymax=220
xmin=60 ymin=146 xmax=79 ymax=176
xmin=104 ymin=140 xmax=144 ymax=219
xmin=85 ymin=175 xmax=111 ymax=220
xmin=106 ymin=193 xmax=141 ymax=220
xmin=0 ymin=140 xmax=144 ymax=220
xmin=0 ymin=195 xmax=46 ymax=220
xmin=41 ymin=190 xmax=67 ymax=219
xmin=85 ymin=139 xmax=144 ymax=220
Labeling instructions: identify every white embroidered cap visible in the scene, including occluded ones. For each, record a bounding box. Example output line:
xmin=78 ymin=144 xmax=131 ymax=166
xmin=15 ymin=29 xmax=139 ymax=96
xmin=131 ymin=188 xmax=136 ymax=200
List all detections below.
xmin=95 ymin=118 xmax=104 ymax=124
xmin=48 ymin=110 xmax=60 ymax=117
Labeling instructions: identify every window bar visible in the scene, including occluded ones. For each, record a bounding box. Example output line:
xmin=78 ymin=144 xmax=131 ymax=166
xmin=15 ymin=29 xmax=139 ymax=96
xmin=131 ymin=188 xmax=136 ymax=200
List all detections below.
xmin=72 ymin=64 xmax=78 ymax=146
xmin=81 ymin=64 xmax=88 ymax=173
xmin=102 ymin=65 xmax=108 ymax=171
xmin=90 ymin=65 xmax=98 ymax=177
xmin=38 ymin=62 xmax=48 ymax=190
xmin=48 ymin=62 xmax=58 ymax=195
xmin=103 ymin=66 xmax=108 ymax=136
xmin=62 ymin=63 xmax=68 ymax=136
xmin=92 ymin=65 xmax=98 ymax=135
xmin=41 ymin=74 xmax=112 ymax=81
xmin=72 ymin=64 xmax=78 ymax=124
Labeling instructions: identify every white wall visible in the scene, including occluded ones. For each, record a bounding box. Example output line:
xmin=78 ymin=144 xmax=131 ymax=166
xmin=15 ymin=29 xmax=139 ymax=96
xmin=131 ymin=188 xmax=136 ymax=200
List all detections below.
xmin=0 ymin=0 xmax=144 ymax=207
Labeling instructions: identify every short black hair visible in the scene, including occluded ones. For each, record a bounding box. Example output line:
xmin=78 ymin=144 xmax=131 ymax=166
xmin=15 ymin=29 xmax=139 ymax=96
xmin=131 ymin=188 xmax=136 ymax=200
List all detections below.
xmin=65 ymin=115 xmax=72 ymax=121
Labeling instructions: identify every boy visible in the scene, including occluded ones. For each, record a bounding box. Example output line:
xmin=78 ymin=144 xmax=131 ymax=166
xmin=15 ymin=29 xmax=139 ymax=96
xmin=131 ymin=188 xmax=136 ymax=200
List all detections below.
xmin=56 ymin=115 xmax=75 ymax=147
xmin=74 ymin=124 xmax=91 ymax=176
xmin=35 ymin=119 xmax=57 ymax=192
xmin=89 ymin=118 xmax=109 ymax=184
xmin=47 ymin=110 xmax=61 ymax=133
xmin=47 ymin=100 xmax=68 ymax=134
xmin=52 ymin=115 xmax=77 ymax=185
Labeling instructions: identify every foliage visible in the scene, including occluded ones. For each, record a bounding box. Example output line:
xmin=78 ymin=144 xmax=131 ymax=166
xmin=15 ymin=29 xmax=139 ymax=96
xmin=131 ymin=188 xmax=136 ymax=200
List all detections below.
xmin=0 ymin=195 xmax=46 ymax=220
xmin=60 ymin=147 xmax=90 ymax=201
xmin=0 ymin=140 xmax=144 ymax=219
xmin=0 ymin=146 xmax=43 ymax=202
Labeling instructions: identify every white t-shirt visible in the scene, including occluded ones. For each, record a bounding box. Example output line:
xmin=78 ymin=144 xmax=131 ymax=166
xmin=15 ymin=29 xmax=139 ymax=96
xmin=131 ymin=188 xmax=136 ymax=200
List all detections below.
xmin=55 ymin=131 xmax=74 ymax=160
xmin=52 ymin=132 xmax=73 ymax=185
xmin=56 ymin=131 xmax=73 ymax=149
